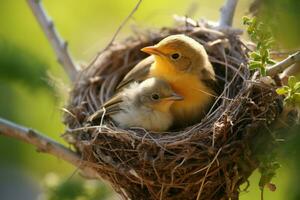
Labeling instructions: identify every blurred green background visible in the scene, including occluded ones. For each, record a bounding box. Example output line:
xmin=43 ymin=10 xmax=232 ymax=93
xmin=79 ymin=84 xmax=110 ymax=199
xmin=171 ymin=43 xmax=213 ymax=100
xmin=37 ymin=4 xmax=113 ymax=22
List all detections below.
xmin=0 ymin=0 xmax=299 ymax=200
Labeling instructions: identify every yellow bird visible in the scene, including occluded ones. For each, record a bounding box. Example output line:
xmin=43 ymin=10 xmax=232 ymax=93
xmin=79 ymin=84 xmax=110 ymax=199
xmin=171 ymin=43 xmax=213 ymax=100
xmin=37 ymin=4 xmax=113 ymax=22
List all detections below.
xmin=117 ymin=34 xmax=216 ymax=127
xmin=88 ymin=77 xmax=183 ymax=131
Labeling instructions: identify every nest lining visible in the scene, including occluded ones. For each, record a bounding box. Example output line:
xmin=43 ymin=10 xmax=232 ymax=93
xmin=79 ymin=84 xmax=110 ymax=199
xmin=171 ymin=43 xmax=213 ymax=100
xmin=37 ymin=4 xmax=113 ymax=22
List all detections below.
xmin=64 ymin=21 xmax=282 ymax=200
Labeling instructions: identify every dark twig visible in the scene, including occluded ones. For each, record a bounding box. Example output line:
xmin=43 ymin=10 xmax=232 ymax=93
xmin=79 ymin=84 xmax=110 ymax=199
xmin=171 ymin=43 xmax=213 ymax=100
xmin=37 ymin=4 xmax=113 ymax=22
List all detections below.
xmin=0 ymin=118 xmax=99 ymax=179
xmin=27 ymin=0 xmax=80 ymax=81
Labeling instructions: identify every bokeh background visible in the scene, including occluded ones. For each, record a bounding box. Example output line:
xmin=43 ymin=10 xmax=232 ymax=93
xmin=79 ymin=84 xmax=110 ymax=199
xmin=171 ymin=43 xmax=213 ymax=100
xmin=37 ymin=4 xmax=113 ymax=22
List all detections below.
xmin=0 ymin=0 xmax=299 ymax=200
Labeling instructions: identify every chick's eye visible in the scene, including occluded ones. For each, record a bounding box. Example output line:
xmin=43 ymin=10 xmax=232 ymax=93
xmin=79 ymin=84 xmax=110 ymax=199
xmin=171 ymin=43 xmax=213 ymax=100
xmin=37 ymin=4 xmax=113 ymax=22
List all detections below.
xmin=151 ymin=93 xmax=160 ymax=100
xmin=171 ymin=53 xmax=180 ymax=60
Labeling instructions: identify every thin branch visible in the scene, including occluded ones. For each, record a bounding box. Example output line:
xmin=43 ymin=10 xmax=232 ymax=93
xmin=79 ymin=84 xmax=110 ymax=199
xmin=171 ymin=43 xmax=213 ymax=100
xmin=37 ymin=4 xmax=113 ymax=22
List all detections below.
xmin=104 ymin=0 xmax=143 ymax=51
xmin=267 ymin=51 xmax=300 ymax=76
xmin=219 ymin=0 xmax=239 ymax=27
xmin=87 ymin=0 xmax=143 ymax=69
xmin=27 ymin=0 xmax=80 ymax=81
xmin=280 ymin=62 xmax=300 ymax=85
xmin=0 ymin=118 xmax=99 ymax=179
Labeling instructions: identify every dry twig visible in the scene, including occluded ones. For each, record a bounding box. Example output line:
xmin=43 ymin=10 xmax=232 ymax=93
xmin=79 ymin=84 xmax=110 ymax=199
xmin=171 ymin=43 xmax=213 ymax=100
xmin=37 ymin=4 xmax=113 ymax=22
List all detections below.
xmin=27 ymin=0 xmax=80 ymax=81
xmin=87 ymin=0 xmax=143 ymax=69
xmin=103 ymin=0 xmax=143 ymax=51
xmin=267 ymin=51 xmax=300 ymax=76
xmin=280 ymin=62 xmax=300 ymax=85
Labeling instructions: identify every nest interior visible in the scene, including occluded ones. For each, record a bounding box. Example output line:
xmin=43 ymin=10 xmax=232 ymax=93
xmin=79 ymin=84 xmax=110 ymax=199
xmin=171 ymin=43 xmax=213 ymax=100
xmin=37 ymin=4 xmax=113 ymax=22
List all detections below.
xmin=64 ymin=20 xmax=283 ymax=200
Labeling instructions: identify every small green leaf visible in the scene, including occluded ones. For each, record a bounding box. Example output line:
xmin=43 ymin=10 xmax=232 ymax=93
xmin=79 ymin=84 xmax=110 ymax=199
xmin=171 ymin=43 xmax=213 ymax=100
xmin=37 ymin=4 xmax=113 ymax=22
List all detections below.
xmin=249 ymin=61 xmax=262 ymax=70
xmin=294 ymin=82 xmax=300 ymax=91
xmin=267 ymin=59 xmax=276 ymax=65
xmin=243 ymin=16 xmax=250 ymax=25
xmin=276 ymin=87 xmax=289 ymax=95
xmin=250 ymin=52 xmax=262 ymax=60
xmin=265 ymin=39 xmax=274 ymax=48
xmin=288 ymin=76 xmax=297 ymax=87
xmin=243 ymin=16 xmax=274 ymax=77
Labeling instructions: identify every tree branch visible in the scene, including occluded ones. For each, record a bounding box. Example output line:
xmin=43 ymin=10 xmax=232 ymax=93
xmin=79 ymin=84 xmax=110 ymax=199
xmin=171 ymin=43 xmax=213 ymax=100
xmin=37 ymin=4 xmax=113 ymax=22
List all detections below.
xmin=219 ymin=0 xmax=238 ymax=27
xmin=27 ymin=0 xmax=80 ymax=82
xmin=267 ymin=51 xmax=300 ymax=77
xmin=280 ymin=62 xmax=300 ymax=85
xmin=0 ymin=118 xmax=99 ymax=179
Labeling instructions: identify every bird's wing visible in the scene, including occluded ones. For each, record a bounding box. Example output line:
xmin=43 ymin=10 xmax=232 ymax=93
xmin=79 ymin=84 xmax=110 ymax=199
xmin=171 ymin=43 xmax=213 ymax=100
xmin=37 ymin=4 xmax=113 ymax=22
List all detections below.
xmin=116 ymin=56 xmax=154 ymax=90
xmin=87 ymin=93 xmax=124 ymax=122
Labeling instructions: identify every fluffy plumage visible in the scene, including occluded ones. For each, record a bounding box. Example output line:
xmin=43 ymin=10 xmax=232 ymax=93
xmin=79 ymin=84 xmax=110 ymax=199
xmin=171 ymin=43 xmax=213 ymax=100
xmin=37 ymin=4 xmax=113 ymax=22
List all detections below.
xmin=88 ymin=78 xmax=183 ymax=131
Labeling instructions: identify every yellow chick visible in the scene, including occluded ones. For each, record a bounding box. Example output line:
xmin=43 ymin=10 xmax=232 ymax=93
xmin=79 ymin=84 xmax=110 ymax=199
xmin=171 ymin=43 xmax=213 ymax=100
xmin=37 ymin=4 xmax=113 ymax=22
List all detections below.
xmin=117 ymin=34 xmax=216 ymax=127
xmin=88 ymin=77 xmax=183 ymax=131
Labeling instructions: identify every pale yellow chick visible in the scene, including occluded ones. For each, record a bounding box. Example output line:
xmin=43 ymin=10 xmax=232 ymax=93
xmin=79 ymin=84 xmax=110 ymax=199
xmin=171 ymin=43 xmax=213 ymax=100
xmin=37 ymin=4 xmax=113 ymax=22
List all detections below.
xmin=88 ymin=77 xmax=183 ymax=131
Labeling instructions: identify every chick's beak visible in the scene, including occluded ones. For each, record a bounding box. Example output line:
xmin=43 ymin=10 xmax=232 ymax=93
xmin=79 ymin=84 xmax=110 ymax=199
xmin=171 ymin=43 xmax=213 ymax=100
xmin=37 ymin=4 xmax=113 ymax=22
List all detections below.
xmin=164 ymin=92 xmax=184 ymax=101
xmin=141 ymin=46 xmax=163 ymax=56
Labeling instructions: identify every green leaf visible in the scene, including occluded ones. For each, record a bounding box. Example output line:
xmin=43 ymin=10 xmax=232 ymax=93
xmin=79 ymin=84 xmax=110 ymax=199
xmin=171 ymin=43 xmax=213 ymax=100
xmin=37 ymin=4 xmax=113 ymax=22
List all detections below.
xmin=260 ymin=49 xmax=269 ymax=63
xmin=244 ymin=16 xmax=275 ymax=77
xmin=276 ymin=86 xmax=289 ymax=95
xmin=243 ymin=16 xmax=251 ymax=25
xmin=267 ymin=59 xmax=276 ymax=65
xmin=294 ymin=82 xmax=300 ymax=91
xmin=265 ymin=39 xmax=274 ymax=48
xmin=250 ymin=52 xmax=262 ymax=60
xmin=288 ymin=76 xmax=297 ymax=87
xmin=249 ymin=61 xmax=262 ymax=70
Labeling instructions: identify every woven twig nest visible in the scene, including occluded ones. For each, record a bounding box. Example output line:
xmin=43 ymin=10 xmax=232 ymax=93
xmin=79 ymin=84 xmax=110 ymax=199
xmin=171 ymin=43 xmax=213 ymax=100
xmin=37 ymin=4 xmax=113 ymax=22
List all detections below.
xmin=64 ymin=20 xmax=283 ymax=200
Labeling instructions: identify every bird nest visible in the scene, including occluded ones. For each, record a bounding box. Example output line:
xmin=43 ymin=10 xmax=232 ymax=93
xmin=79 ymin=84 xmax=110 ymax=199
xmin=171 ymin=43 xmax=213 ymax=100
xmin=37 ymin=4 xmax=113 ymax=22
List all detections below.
xmin=64 ymin=20 xmax=283 ymax=200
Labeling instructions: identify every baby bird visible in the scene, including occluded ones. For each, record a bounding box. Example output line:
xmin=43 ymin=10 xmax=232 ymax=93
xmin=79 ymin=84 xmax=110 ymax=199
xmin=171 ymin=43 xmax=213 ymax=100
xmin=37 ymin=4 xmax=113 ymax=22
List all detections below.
xmin=117 ymin=34 xmax=216 ymax=127
xmin=88 ymin=77 xmax=183 ymax=131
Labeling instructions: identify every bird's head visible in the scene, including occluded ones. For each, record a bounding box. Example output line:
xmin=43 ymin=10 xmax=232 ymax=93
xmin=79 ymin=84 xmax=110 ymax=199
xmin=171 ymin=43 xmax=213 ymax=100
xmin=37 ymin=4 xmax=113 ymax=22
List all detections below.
xmin=135 ymin=77 xmax=183 ymax=112
xmin=141 ymin=34 xmax=215 ymax=80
